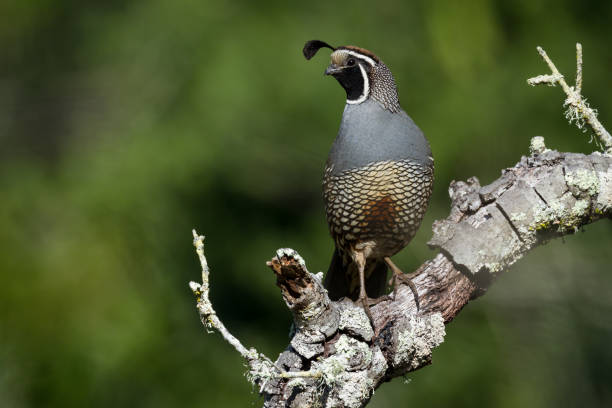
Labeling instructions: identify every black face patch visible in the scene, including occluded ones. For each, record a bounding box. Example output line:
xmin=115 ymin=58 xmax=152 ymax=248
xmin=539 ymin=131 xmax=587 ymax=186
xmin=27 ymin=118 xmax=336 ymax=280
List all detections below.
xmin=331 ymin=63 xmax=367 ymax=101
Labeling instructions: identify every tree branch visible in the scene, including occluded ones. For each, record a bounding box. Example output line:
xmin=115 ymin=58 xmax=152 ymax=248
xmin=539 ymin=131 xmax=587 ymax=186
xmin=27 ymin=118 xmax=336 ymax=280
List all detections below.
xmin=189 ymin=144 xmax=611 ymax=407
xmin=527 ymin=44 xmax=612 ymax=153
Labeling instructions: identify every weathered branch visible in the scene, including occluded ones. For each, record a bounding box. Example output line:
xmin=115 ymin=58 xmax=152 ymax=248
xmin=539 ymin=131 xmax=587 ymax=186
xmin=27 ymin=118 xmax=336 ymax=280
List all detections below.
xmin=189 ymin=142 xmax=611 ymax=407
xmin=527 ymin=44 xmax=612 ymax=153
xmin=189 ymin=232 xmax=254 ymax=359
xmin=189 ymin=232 xmax=281 ymax=394
xmin=189 ymin=45 xmax=612 ymax=407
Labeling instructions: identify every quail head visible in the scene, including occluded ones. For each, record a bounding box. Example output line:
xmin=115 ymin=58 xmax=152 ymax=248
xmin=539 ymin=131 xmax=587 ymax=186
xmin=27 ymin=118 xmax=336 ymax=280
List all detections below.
xmin=303 ymin=40 xmax=434 ymax=321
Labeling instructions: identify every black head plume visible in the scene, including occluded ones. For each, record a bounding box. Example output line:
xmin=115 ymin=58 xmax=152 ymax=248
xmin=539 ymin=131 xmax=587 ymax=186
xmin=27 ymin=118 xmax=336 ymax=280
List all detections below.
xmin=303 ymin=40 xmax=336 ymax=60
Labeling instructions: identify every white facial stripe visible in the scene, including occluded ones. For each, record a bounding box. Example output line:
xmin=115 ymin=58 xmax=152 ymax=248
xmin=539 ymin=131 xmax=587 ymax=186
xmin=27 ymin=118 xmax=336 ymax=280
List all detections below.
xmin=346 ymin=63 xmax=369 ymax=105
xmin=342 ymin=50 xmax=376 ymax=67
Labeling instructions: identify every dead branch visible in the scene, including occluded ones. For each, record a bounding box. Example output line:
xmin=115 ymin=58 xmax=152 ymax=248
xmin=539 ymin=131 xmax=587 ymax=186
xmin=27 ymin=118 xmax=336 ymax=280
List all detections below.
xmin=528 ymin=44 xmax=612 ymax=153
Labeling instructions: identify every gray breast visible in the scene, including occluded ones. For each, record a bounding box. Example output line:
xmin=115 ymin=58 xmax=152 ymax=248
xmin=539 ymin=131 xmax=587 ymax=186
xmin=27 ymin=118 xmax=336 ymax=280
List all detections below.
xmin=327 ymin=99 xmax=432 ymax=176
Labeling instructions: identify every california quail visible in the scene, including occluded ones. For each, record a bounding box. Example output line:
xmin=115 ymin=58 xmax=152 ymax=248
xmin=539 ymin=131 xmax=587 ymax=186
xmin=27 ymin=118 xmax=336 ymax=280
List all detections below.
xmin=303 ymin=40 xmax=434 ymax=317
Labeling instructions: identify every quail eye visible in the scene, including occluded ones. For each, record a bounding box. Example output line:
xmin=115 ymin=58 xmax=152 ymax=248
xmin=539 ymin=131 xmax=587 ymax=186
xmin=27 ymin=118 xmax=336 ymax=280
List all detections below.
xmin=347 ymin=58 xmax=356 ymax=66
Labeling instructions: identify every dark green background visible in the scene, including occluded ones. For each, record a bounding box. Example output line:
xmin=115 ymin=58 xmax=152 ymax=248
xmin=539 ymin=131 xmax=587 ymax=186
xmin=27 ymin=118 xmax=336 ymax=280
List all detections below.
xmin=2 ymin=0 xmax=612 ymax=406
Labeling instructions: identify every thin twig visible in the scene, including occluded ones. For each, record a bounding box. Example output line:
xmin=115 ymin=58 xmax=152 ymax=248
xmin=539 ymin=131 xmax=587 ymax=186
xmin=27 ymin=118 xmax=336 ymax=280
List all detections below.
xmin=576 ymin=43 xmax=583 ymax=95
xmin=533 ymin=46 xmax=573 ymax=95
xmin=527 ymin=44 xmax=612 ymax=154
xmin=189 ymin=230 xmax=255 ymax=360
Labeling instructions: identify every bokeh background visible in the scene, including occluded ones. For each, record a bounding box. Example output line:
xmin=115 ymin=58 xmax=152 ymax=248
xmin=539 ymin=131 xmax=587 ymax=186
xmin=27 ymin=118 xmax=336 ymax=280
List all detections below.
xmin=2 ymin=0 xmax=612 ymax=407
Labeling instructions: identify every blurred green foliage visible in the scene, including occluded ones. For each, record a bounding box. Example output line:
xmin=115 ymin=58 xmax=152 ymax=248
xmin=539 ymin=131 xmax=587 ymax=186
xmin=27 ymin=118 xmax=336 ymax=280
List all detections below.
xmin=1 ymin=0 xmax=612 ymax=406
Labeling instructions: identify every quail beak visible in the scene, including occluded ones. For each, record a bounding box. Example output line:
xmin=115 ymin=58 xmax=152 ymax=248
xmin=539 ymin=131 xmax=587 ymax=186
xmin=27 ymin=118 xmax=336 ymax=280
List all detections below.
xmin=324 ymin=64 xmax=342 ymax=76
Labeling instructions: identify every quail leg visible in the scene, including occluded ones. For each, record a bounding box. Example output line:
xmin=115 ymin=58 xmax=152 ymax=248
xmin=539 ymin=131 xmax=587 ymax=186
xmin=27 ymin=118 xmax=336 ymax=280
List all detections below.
xmin=353 ymin=252 xmax=378 ymax=329
xmin=384 ymin=257 xmax=420 ymax=310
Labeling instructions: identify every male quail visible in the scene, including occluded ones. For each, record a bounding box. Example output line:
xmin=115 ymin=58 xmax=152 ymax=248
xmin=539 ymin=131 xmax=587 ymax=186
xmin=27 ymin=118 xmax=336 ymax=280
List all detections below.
xmin=303 ymin=40 xmax=434 ymax=318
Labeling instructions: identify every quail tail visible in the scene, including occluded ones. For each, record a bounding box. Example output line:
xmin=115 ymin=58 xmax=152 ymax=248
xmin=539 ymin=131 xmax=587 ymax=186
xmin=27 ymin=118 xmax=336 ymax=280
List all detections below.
xmin=324 ymin=249 xmax=388 ymax=301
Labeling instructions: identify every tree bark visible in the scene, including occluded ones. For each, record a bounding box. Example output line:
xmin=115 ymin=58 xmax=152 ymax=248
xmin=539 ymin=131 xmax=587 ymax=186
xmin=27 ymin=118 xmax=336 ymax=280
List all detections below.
xmin=255 ymin=147 xmax=611 ymax=407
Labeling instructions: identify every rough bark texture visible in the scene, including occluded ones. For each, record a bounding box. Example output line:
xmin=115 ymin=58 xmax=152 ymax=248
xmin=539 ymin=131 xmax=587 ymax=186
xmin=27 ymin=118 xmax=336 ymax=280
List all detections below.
xmin=259 ymin=148 xmax=612 ymax=408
